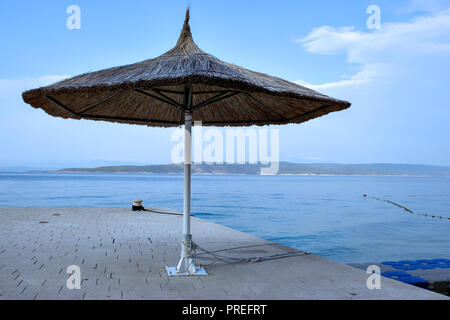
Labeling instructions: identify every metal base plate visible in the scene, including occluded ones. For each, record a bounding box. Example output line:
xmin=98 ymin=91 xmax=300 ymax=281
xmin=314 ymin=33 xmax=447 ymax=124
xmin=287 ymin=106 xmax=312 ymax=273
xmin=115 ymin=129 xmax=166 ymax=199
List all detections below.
xmin=166 ymin=265 xmax=208 ymax=276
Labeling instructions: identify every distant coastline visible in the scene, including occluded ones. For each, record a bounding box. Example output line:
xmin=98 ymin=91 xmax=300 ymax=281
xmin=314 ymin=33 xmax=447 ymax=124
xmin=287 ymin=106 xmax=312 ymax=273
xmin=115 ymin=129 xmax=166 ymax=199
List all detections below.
xmin=25 ymin=162 xmax=450 ymax=177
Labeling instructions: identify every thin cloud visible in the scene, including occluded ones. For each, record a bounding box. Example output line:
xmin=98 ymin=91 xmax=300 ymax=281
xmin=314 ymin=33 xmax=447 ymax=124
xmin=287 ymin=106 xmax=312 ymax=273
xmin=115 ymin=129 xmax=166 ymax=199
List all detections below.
xmin=295 ymin=8 xmax=450 ymax=89
xmin=295 ymin=64 xmax=379 ymax=90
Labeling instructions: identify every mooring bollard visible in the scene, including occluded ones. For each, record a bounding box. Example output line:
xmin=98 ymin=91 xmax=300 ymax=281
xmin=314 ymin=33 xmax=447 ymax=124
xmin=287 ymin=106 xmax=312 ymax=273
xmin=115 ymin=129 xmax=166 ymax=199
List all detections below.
xmin=132 ymin=200 xmax=144 ymax=211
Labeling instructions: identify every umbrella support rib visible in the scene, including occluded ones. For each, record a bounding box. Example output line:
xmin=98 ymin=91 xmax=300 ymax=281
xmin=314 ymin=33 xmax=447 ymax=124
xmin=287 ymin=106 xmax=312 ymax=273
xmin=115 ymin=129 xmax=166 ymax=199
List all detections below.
xmin=243 ymin=92 xmax=288 ymax=122
xmin=191 ymin=90 xmax=240 ymax=112
xmin=78 ymin=90 xmax=124 ymax=115
xmin=151 ymin=88 xmax=186 ymax=109
xmin=45 ymin=96 xmax=78 ymax=117
xmin=135 ymin=88 xmax=185 ymax=111
xmin=288 ymin=103 xmax=331 ymax=122
xmin=46 ymin=94 xmax=181 ymax=126
xmin=167 ymin=85 xmax=207 ymax=276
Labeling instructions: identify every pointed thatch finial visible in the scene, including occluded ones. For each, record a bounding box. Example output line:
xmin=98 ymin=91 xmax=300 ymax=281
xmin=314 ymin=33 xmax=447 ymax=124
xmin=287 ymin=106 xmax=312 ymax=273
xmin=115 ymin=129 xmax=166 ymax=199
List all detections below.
xmin=167 ymin=6 xmax=203 ymax=55
xmin=177 ymin=6 xmax=192 ymax=42
xmin=183 ymin=6 xmax=190 ymax=32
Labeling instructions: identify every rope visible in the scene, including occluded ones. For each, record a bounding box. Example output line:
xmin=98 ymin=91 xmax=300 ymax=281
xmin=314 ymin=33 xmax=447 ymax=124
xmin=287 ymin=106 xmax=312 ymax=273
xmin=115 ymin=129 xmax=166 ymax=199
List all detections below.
xmin=194 ymin=243 xmax=280 ymax=256
xmin=143 ymin=207 xmax=192 ymax=216
xmin=370 ymin=196 xmax=450 ymax=220
xmin=139 ymin=205 xmax=311 ymax=268
xmin=175 ymin=239 xmax=196 ymax=273
xmin=193 ymin=242 xmax=310 ymax=266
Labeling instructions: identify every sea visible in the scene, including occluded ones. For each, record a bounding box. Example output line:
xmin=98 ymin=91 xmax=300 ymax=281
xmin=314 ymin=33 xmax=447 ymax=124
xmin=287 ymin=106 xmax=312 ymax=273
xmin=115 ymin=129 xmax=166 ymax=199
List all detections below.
xmin=0 ymin=172 xmax=449 ymax=263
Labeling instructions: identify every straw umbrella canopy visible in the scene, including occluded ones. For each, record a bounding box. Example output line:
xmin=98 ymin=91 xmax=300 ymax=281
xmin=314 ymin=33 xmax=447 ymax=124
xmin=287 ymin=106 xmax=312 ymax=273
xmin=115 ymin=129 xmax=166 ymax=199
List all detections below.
xmin=22 ymin=9 xmax=350 ymax=275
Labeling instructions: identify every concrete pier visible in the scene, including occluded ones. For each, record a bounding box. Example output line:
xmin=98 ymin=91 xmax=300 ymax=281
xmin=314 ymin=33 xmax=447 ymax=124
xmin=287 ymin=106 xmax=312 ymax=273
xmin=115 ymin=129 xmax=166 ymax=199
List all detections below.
xmin=0 ymin=207 xmax=447 ymax=300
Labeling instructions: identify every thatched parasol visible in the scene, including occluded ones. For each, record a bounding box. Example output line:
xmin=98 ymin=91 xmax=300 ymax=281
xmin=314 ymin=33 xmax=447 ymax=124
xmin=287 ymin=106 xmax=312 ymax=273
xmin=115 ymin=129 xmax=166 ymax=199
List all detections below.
xmin=22 ymin=8 xmax=350 ymax=275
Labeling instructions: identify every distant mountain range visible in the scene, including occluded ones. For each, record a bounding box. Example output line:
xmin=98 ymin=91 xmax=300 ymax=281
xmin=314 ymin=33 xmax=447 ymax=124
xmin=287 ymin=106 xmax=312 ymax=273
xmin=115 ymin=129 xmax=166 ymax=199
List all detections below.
xmin=42 ymin=162 xmax=450 ymax=176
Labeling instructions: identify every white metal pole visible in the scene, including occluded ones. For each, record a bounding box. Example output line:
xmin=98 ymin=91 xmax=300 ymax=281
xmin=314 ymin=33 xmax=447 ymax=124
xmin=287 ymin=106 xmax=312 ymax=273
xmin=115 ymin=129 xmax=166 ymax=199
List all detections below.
xmin=176 ymin=110 xmax=196 ymax=274
xmin=174 ymin=86 xmax=198 ymax=274
xmin=183 ymin=111 xmax=192 ymax=236
xmin=167 ymin=86 xmax=206 ymax=276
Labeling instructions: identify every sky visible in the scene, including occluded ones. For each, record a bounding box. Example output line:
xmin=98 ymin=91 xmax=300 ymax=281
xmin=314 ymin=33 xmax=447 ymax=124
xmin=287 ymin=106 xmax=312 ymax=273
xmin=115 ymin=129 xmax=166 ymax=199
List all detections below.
xmin=1 ymin=0 xmax=450 ymax=168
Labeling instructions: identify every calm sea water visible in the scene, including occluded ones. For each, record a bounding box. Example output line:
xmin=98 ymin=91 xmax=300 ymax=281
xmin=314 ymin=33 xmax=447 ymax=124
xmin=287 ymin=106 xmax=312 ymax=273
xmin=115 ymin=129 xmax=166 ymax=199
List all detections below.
xmin=0 ymin=172 xmax=449 ymax=263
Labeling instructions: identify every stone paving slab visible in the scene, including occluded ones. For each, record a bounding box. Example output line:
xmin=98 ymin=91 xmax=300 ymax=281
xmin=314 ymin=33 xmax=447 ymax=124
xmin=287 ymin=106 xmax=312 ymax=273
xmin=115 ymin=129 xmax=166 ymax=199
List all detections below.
xmin=0 ymin=207 xmax=447 ymax=300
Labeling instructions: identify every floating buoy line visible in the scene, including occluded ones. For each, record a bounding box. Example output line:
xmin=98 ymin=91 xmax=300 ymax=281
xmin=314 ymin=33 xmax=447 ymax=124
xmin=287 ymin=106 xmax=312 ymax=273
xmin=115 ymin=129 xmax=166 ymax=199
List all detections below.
xmin=369 ymin=196 xmax=449 ymax=220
